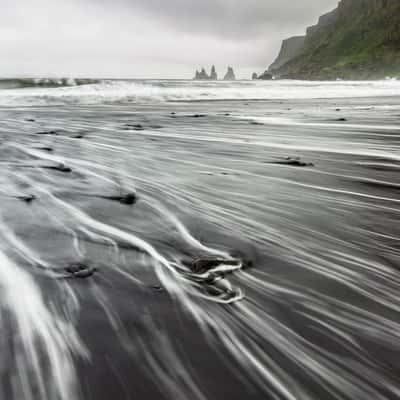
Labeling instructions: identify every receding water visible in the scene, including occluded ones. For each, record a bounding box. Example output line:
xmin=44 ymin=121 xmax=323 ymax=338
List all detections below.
xmin=1 ymin=79 xmax=400 ymax=400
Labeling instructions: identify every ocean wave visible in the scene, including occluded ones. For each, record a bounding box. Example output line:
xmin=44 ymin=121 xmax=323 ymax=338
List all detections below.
xmin=0 ymin=79 xmax=399 ymax=106
xmin=0 ymin=78 xmax=99 ymax=90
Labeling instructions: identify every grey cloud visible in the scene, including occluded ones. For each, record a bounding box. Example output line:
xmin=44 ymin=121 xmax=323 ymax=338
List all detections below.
xmin=0 ymin=0 xmax=339 ymax=78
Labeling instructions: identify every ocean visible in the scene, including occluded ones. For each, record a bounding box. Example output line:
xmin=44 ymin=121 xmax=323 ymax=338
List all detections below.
xmin=1 ymin=78 xmax=400 ymax=400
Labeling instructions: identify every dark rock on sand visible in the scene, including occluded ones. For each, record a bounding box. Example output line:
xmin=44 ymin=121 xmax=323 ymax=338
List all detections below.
xmin=124 ymin=124 xmax=145 ymax=131
xmin=42 ymin=163 xmax=72 ymax=173
xmin=36 ymin=146 xmax=53 ymax=152
xmin=268 ymin=157 xmax=315 ymax=167
xmin=17 ymin=194 xmax=36 ymax=204
xmin=35 ymin=130 xmax=58 ymax=135
xmin=229 ymin=251 xmax=254 ymax=270
xmin=335 ymin=118 xmax=347 ymax=121
xmin=190 ymin=257 xmax=241 ymax=274
xmin=100 ymin=192 xmax=138 ymax=205
xmin=117 ymin=192 xmax=138 ymax=205
xmin=25 ymin=118 xmax=36 ymax=122
xmin=65 ymin=263 xmax=96 ymax=279
xmin=250 ymin=121 xmax=264 ymax=125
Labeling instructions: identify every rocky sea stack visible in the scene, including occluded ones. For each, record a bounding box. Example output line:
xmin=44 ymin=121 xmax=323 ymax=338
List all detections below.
xmin=194 ymin=65 xmax=218 ymax=80
xmin=223 ymin=67 xmax=236 ymax=81
xmin=193 ymin=66 xmax=237 ymax=80
xmin=268 ymin=0 xmax=400 ymax=80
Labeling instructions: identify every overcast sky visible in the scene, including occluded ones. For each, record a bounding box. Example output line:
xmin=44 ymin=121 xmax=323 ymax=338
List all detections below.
xmin=0 ymin=0 xmax=338 ymax=79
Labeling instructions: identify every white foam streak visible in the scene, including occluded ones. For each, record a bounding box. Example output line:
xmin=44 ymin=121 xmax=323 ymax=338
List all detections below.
xmin=0 ymin=250 xmax=86 ymax=400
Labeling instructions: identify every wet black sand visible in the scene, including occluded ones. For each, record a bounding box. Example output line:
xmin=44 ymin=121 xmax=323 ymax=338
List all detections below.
xmin=1 ymin=96 xmax=400 ymax=400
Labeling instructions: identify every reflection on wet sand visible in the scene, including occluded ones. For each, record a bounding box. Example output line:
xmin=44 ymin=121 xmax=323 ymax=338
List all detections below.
xmin=1 ymin=93 xmax=400 ymax=400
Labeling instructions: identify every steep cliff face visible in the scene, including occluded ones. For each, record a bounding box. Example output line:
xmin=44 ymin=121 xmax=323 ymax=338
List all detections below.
xmin=269 ymin=0 xmax=400 ymax=80
xmin=269 ymin=36 xmax=305 ymax=72
xmin=305 ymin=9 xmax=338 ymax=39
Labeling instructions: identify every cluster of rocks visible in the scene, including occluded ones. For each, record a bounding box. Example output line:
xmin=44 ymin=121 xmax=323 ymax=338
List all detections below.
xmin=194 ymin=66 xmax=236 ymax=81
xmin=251 ymin=71 xmax=273 ymax=80
xmin=193 ymin=65 xmax=275 ymax=81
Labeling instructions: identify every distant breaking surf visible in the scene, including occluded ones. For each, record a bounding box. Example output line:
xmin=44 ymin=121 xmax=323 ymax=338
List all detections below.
xmin=0 ymin=78 xmax=99 ymax=90
xmin=0 ymin=78 xmax=399 ymax=106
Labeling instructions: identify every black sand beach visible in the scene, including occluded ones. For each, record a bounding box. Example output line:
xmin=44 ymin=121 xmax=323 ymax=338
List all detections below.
xmin=1 ymin=83 xmax=400 ymax=400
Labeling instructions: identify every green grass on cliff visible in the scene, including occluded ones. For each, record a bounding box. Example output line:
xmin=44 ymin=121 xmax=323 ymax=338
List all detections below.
xmin=282 ymin=1 xmax=400 ymax=79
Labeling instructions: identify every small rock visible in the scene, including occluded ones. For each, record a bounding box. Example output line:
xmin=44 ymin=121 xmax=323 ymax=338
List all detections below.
xmin=35 ymin=130 xmax=58 ymax=135
xmin=269 ymin=157 xmax=314 ymax=167
xmin=124 ymin=124 xmax=144 ymax=131
xmin=38 ymin=146 xmax=53 ymax=152
xmin=18 ymin=194 xmax=36 ymax=204
xmin=119 ymin=193 xmax=137 ymax=205
xmin=65 ymin=263 xmax=96 ymax=279
xmin=45 ymin=163 xmax=72 ymax=173
xmin=190 ymin=257 xmax=241 ymax=274
xmin=102 ymin=192 xmax=138 ymax=205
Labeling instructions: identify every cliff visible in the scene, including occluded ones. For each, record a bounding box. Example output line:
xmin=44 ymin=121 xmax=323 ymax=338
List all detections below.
xmin=269 ymin=36 xmax=305 ymax=72
xmin=269 ymin=0 xmax=400 ymax=80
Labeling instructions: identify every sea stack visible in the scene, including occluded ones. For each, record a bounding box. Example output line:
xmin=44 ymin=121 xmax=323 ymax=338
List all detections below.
xmin=194 ymin=67 xmax=210 ymax=80
xmin=252 ymin=72 xmax=258 ymax=80
xmin=210 ymin=65 xmax=218 ymax=80
xmin=223 ymin=67 xmax=236 ymax=81
xmin=193 ymin=66 xmax=218 ymax=80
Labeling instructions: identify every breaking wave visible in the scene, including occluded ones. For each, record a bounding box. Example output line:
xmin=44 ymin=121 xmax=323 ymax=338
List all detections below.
xmin=0 ymin=78 xmax=99 ymax=90
xmin=0 ymin=78 xmax=399 ymax=106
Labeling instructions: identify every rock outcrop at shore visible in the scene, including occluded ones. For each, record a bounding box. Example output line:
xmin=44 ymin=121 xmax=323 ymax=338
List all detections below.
xmin=268 ymin=0 xmax=400 ymax=80
xmin=223 ymin=67 xmax=236 ymax=81
xmin=257 ymin=71 xmax=273 ymax=80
